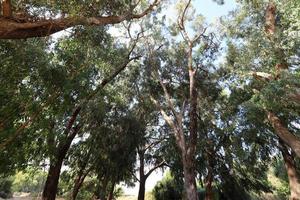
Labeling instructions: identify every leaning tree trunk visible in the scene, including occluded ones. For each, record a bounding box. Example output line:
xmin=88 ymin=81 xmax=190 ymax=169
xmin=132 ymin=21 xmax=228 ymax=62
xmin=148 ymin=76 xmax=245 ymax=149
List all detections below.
xmin=42 ymin=160 xmax=63 ymax=200
xmin=264 ymin=1 xmax=300 ymax=159
xmin=268 ymin=112 xmax=300 ymax=158
xmin=72 ymin=168 xmax=90 ymax=200
xmin=279 ymin=140 xmax=300 ymax=200
xmin=42 ymin=125 xmax=80 ymax=200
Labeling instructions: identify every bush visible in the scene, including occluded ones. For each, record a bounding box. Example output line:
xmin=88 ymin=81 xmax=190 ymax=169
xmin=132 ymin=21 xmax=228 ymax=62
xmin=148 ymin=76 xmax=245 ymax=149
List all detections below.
xmin=152 ymin=172 xmax=182 ymax=200
xmin=0 ymin=176 xmax=13 ymax=199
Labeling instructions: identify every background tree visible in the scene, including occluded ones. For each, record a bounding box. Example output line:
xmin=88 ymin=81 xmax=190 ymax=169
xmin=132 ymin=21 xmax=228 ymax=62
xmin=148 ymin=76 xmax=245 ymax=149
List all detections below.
xmin=221 ymin=0 xmax=300 ymax=198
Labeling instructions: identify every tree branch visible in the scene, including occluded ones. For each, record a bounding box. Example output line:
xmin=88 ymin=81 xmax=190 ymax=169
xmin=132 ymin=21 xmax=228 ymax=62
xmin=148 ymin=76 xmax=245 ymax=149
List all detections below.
xmin=145 ymin=160 xmax=166 ymax=178
xmin=0 ymin=0 xmax=161 ymax=39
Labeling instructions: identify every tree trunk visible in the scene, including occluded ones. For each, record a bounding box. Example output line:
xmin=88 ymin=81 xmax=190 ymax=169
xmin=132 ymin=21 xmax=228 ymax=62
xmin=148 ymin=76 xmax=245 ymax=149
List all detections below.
xmin=279 ymin=140 xmax=300 ymax=200
xmin=182 ymin=155 xmax=198 ymax=200
xmin=204 ymin=139 xmax=215 ymax=200
xmin=43 ymin=125 xmax=81 ymax=200
xmin=138 ymin=151 xmax=146 ymax=200
xmin=182 ymin=43 xmax=198 ymax=200
xmin=72 ymin=181 xmax=81 ymax=200
xmin=268 ymin=111 xmax=300 ymax=158
xmin=205 ymin=166 xmax=213 ymax=200
xmin=2 ymin=0 xmax=12 ymax=17
xmin=42 ymin=160 xmax=63 ymax=200
xmin=181 ymin=148 xmax=198 ymax=200
xmin=72 ymin=169 xmax=90 ymax=200
xmin=138 ymin=177 xmax=146 ymax=200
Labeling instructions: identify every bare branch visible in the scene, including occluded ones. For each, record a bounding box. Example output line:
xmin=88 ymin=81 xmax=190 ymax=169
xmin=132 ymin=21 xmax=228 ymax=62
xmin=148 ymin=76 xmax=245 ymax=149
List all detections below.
xmin=178 ymin=0 xmax=192 ymax=43
xmin=145 ymin=160 xmax=166 ymax=178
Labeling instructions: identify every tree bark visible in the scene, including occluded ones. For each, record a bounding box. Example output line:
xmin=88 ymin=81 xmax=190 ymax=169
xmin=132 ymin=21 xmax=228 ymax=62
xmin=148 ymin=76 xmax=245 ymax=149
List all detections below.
xmin=42 ymin=125 xmax=81 ymax=200
xmin=138 ymin=151 xmax=146 ymax=200
xmin=42 ymin=160 xmax=63 ymax=200
xmin=182 ymin=153 xmax=198 ymax=200
xmin=268 ymin=111 xmax=300 ymax=158
xmin=72 ymin=167 xmax=91 ymax=200
xmin=0 ymin=0 xmax=160 ymax=39
xmin=204 ymin=141 xmax=214 ymax=200
xmin=138 ymin=177 xmax=146 ymax=200
xmin=205 ymin=159 xmax=213 ymax=200
xmin=279 ymin=140 xmax=300 ymax=200
xmin=2 ymin=0 xmax=12 ymax=17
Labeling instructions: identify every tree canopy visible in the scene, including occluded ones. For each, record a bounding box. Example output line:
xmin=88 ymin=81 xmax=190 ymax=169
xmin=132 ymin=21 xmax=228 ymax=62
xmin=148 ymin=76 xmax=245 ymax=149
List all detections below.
xmin=0 ymin=0 xmax=299 ymax=200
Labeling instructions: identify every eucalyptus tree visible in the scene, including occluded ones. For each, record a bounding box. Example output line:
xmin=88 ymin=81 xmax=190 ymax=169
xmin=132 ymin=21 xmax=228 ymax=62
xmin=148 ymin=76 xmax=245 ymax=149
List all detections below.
xmin=0 ymin=38 xmax=50 ymax=174
xmin=138 ymin=0 xmax=222 ymax=198
xmin=0 ymin=26 xmax=141 ymax=200
xmin=222 ymin=0 xmax=300 ymax=198
xmin=88 ymin=111 xmax=143 ymax=200
xmin=131 ymin=91 xmax=167 ymax=200
xmin=0 ymin=0 xmax=161 ymax=39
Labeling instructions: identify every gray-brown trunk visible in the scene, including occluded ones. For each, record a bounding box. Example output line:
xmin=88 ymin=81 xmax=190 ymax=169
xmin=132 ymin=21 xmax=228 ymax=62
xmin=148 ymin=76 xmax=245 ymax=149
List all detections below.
xmin=182 ymin=152 xmax=198 ymax=200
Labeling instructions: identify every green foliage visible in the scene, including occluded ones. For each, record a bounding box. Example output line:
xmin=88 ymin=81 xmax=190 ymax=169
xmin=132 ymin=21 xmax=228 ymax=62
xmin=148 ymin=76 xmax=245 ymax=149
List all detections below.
xmin=0 ymin=176 xmax=13 ymax=199
xmin=12 ymin=168 xmax=46 ymax=193
xmin=152 ymin=172 xmax=182 ymax=200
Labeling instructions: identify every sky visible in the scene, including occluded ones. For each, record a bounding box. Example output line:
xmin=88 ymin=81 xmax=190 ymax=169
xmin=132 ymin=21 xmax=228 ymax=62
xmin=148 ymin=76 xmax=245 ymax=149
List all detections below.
xmin=121 ymin=0 xmax=237 ymax=196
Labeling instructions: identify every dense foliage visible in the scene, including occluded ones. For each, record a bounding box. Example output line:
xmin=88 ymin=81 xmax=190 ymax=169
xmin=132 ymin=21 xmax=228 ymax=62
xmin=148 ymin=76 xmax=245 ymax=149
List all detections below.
xmin=0 ymin=0 xmax=299 ymax=200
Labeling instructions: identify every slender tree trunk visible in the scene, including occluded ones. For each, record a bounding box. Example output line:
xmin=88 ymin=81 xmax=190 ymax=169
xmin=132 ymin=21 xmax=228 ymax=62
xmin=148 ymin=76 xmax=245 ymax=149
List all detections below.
xmin=205 ymin=164 xmax=213 ymax=200
xmin=72 ymin=180 xmax=81 ymax=200
xmin=279 ymin=140 xmax=300 ymax=200
xmin=138 ymin=177 xmax=146 ymax=200
xmin=138 ymin=151 xmax=146 ymax=200
xmin=204 ymin=139 xmax=215 ymax=200
xmin=72 ymin=169 xmax=90 ymax=200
